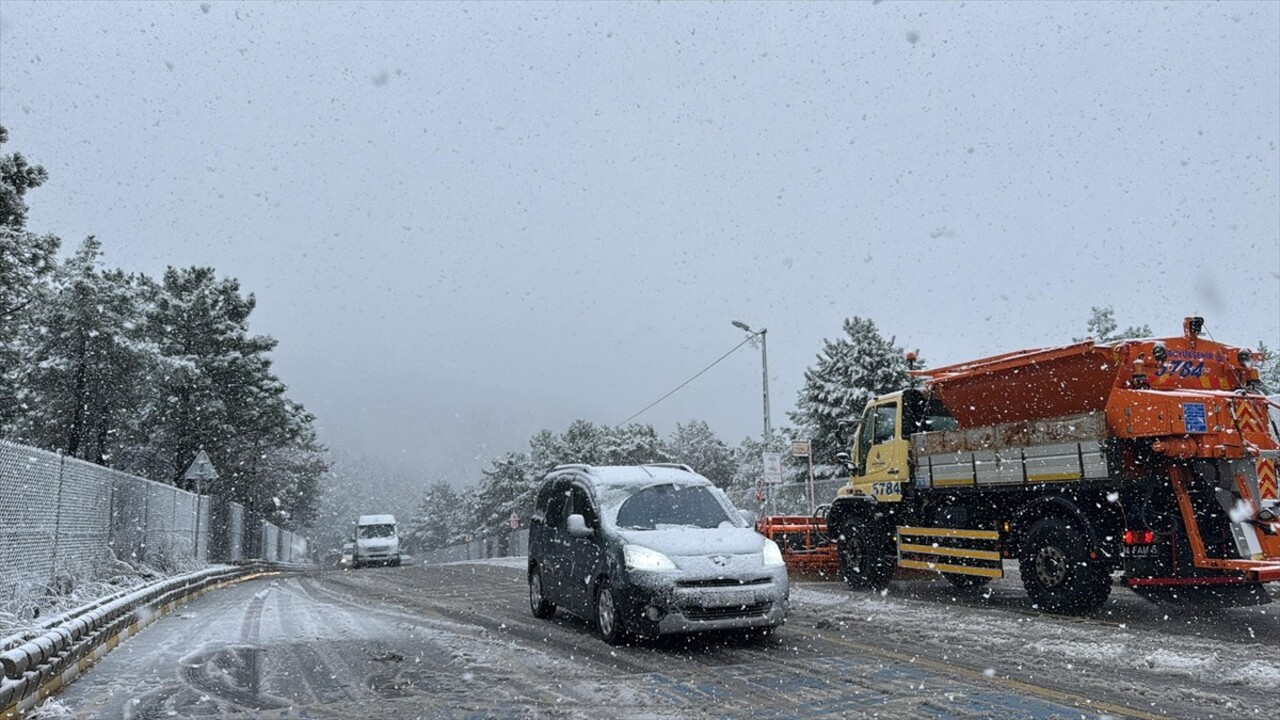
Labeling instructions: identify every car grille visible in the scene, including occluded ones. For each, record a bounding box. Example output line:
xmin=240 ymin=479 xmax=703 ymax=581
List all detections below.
xmin=676 ymin=577 xmax=771 ymax=588
xmin=681 ymin=601 xmax=772 ymax=621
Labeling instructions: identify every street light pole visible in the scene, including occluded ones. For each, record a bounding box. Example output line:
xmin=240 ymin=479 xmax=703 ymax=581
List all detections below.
xmin=732 ymin=321 xmax=772 ymax=448
xmin=759 ymin=328 xmax=771 ymax=446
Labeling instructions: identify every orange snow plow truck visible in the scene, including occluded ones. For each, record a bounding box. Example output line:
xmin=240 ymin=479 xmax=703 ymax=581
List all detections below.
xmin=825 ymin=316 xmax=1280 ymax=613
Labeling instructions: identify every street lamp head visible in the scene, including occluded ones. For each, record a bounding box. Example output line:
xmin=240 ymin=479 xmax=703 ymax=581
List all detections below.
xmin=732 ymin=320 xmax=752 ymax=333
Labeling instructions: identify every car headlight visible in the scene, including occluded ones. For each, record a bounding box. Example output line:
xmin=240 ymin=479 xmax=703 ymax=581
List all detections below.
xmin=624 ymin=544 xmax=678 ymax=571
xmin=762 ymin=539 xmax=785 ymax=567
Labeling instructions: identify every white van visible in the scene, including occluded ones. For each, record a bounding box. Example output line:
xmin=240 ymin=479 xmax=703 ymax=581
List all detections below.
xmin=353 ymin=514 xmax=400 ymax=568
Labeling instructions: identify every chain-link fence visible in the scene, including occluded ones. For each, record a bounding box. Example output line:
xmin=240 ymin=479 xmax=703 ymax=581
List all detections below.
xmin=0 ymin=440 xmax=308 ymax=603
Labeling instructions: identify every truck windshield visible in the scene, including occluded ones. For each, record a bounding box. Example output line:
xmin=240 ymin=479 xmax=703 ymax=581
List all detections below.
xmin=358 ymin=524 xmax=395 ymax=539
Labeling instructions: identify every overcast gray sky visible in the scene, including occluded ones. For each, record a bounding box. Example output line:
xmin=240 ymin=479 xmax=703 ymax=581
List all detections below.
xmin=2 ymin=1 xmax=1277 ymax=484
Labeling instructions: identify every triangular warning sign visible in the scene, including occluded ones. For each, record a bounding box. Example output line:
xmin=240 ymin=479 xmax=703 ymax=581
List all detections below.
xmin=183 ymin=449 xmax=219 ymax=481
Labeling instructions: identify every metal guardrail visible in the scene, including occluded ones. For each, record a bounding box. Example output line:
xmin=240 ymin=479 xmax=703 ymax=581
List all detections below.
xmin=0 ymin=564 xmax=276 ymax=719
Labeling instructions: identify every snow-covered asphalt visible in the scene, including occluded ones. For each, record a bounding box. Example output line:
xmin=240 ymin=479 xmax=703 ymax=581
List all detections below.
xmin=31 ymin=561 xmax=1278 ymax=719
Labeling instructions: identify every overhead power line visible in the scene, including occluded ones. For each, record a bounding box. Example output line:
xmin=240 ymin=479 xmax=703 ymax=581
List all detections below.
xmin=616 ymin=336 xmax=755 ymax=427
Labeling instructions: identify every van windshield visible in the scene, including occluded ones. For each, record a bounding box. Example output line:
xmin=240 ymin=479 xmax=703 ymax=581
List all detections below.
xmin=358 ymin=524 xmax=396 ymax=539
xmin=612 ymin=483 xmax=738 ymax=530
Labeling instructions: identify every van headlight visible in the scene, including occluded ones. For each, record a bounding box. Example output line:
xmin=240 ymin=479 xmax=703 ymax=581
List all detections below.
xmin=624 ymin=545 xmax=677 ymax=571
xmin=762 ymin=540 xmax=785 ymax=567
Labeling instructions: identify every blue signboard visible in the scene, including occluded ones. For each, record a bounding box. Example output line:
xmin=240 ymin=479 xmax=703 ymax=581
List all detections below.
xmin=1182 ymin=403 xmax=1207 ymax=433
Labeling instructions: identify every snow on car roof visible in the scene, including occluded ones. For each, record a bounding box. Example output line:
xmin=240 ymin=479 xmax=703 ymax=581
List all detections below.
xmin=357 ymin=514 xmax=397 ymax=525
xmin=573 ymin=464 xmax=711 ymax=487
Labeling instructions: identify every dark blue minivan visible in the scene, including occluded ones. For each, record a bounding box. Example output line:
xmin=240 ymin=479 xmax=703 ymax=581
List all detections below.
xmin=527 ymin=463 xmax=789 ymax=644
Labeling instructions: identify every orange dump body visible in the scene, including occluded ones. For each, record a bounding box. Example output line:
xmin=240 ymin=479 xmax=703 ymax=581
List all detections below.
xmin=916 ymin=319 xmax=1280 ymax=582
xmin=917 ymin=323 xmax=1265 ymax=448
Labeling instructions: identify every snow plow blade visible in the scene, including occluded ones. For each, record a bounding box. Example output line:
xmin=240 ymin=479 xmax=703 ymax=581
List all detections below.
xmin=757 ymin=515 xmax=840 ymax=575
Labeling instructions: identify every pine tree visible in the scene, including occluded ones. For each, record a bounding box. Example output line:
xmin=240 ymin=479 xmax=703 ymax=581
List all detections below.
xmin=600 ymin=423 xmax=668 ymax=466
xmin=131 ymin=266 xmax=324 ymax=528
xmin=664 ymin=420 xmax=734 ymax=488
xmin=789 ymin=316 xmax=916 ymax=464
xmin=1256 ymin=340 xmax=1280 ymax=394
xmin=1077 ymin=306 xmax=1152 ymax=343
xmin=470 ymin=452 xmax=537 ymax=540
xmin=558 ymin=419 xmax=604 ymax=464
xmin=12 ymin=238 xmax=155 ymax=464
xmin=406 ymin=481 xmax=464 ymax=552
xmin=0 ymin=125 xmax=61 ymax=436
xmin=528 ymin=428 xmax=565 ymax=474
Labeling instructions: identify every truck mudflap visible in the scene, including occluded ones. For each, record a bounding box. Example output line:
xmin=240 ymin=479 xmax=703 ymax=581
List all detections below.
xmin=1168 ymin=464 xmax=1280 ymax=583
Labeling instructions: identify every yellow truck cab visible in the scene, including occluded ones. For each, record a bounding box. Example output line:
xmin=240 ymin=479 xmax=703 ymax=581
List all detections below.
xmin=838 ymin=389 xmax=957 ymax=502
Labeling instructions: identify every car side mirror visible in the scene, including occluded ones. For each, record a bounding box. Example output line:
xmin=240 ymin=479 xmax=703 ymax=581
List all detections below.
xmin=834 ymin=451 xmax=855 ymax=471
xmin=738 ymin=508 xmax=757 ymax=527
xmin=567 ymin=513 xmax=592 ymax=538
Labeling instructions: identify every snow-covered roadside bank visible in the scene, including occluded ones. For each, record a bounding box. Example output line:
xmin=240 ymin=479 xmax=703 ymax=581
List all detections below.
xmin=1 ymin=568 xmax=189 ymax=641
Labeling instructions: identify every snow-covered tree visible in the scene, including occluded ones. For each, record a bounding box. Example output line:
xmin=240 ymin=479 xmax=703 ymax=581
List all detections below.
xmin=0 ymin=125 xmax=61 ymax=436
xmin=789 ymin=316 xmax=916 ymax=464
xmin=528 ymin=427 xmax=567 ymax=473
xmin=601 ymin=423 xmax=668 ymax=466
xmin=530 ymin=420 xmax=668 ymax=470
xmin=1077 ymin=305 xmax=1152 ymax=343
xmin=664 ymin=420 xmax=734 ymax=489
xmin=558 ymin=419 xmax=604 ymax=464
xmin=123 ymin=266 xmax=324 ymax=527
xmin=1256 ymin=340 xmax=1280 ymax=393
xmin=406 ymin=481 xmax=466 ymax=553
xmin=470 ymin=451 xmax=537 ymax=540
xmin=12 ymin=238 xmax=155 ymax=464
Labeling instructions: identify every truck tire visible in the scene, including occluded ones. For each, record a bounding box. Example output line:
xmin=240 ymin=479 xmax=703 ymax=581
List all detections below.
xmin=1019 ymin=517 xmax=1110 ymax=614
xmin=836 ymin=517 xmax=894 ymax=591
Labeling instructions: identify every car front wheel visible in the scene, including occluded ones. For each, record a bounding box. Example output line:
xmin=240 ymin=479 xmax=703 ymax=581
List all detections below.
xmin=596 ymin=580 xmax=628 ymax=645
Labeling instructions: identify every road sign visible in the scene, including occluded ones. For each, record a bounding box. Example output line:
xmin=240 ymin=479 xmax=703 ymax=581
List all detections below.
xmin=183 ymin=449 xmax=219 ymax=482
xmin=792 ymin=441 xmax=810 ymax=457
xmin=762 ymin=452 xmax=783 ymax=485
xmin=507 ymin=512 xmax=520 ymax=530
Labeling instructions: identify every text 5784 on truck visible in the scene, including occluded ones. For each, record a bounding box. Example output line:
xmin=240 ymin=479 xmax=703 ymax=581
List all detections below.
xmin=826 ymin=316 xmax=1280 ymax=613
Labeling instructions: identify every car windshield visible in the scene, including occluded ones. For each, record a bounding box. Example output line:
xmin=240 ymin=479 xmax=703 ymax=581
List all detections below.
xmin=610 ymin=483 xmax=738 ymax=530
xmin=358 ymin=524 xmax=395 ymax=539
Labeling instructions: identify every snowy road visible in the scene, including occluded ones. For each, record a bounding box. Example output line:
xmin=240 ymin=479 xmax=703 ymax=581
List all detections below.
xmin=35 ymin=562 xmax=1278 ymax=719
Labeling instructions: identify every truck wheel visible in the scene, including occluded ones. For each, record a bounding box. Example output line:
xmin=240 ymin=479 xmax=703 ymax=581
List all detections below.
xmin=1019 ymin=518 xmax=1110 ymax=614
xmin=836 ymin=518 xmax=893 ymax=591
xmin=529 ymin=566 xmax=556 ymax=619
xmin=596 ymin=579 xmax=629 ymax=645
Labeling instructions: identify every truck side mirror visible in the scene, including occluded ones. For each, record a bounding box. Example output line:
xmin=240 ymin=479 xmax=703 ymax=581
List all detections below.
xmin=834 ymin=452 xmax=855 ymax=471
xmin=567 ymin=513 xmax=592 ymax=538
